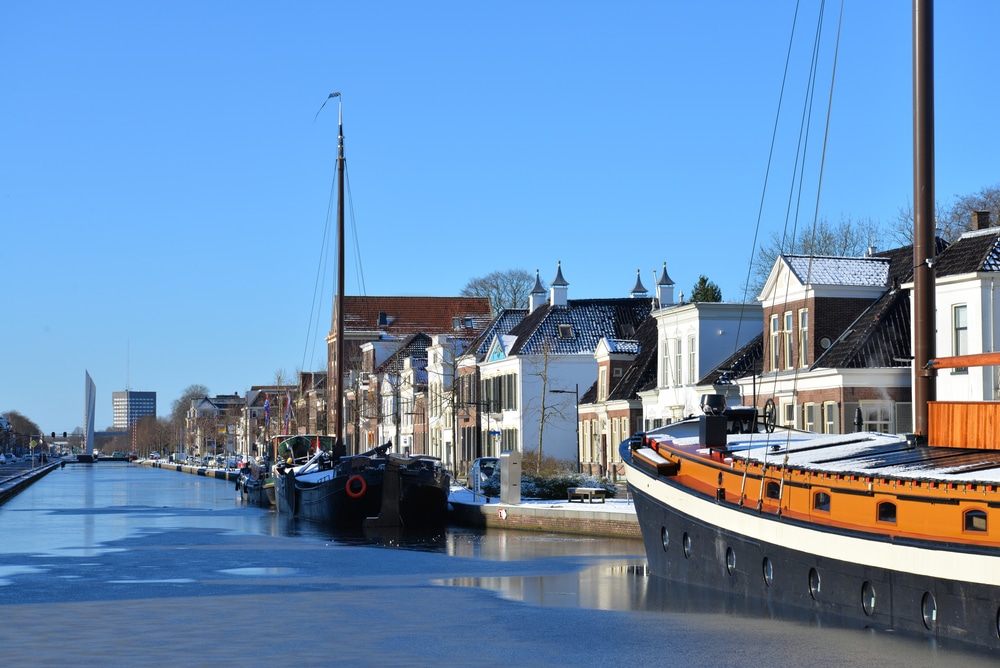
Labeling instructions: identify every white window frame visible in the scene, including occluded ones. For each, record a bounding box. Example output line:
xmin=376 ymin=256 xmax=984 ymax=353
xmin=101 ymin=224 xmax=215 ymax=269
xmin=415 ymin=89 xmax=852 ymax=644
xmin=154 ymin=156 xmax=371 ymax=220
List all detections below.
xmin=770 ymin=315 xmax=780 ymax=372
xmin=784 ymin=311 xmax=794 ymax=370
xmin=798 ymin=308 xmax=809 ymax=368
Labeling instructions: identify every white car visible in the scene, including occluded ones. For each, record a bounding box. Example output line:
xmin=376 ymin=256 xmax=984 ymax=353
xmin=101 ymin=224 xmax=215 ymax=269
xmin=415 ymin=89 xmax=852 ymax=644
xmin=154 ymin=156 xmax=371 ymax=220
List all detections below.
xmin=0 ymin=454 xmax=6 ymax=465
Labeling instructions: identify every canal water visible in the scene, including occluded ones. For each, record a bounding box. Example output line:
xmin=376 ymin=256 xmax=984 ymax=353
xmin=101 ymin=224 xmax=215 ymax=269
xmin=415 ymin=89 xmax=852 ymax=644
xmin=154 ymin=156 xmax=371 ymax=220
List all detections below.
xmin=0 ymin=463 xmax=995 ymax=666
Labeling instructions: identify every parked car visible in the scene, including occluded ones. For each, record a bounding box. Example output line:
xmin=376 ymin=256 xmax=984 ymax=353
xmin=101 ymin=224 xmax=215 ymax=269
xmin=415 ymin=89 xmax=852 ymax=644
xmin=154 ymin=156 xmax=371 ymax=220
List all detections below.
xmin=0 ymin=454 xmax=6 ymax=465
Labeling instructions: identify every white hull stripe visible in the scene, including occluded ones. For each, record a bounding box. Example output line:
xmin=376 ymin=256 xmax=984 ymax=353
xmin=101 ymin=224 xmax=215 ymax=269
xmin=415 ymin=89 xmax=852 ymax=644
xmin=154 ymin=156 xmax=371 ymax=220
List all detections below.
xmin=626 ymin=465 xmax=1000 ymax=587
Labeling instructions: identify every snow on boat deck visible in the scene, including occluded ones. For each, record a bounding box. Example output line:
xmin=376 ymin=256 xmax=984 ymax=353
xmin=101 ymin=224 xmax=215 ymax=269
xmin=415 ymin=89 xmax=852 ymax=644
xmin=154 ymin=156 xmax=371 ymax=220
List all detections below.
xmin=647 ymin=421 xmax=1000 ymax=485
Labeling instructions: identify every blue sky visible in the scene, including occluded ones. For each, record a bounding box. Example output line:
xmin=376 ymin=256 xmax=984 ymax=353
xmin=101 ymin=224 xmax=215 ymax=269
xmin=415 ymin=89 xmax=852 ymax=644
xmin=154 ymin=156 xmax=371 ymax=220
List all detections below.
xmin=3 ymin=1 xmax=999 ymax=434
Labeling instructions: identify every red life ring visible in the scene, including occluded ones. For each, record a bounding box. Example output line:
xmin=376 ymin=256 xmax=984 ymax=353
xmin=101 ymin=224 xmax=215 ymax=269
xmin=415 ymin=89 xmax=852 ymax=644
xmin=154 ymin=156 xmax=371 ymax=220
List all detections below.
xmin=345 ymin=474 xmax=367 ymax=499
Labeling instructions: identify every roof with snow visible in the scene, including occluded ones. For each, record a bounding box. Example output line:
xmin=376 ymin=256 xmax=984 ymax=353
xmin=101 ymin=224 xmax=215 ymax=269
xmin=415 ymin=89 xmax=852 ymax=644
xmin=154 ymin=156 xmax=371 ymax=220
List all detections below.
xmin=783 ymin=255 xmax=890 ymax=287
xmin=505 ymin=298 xmax=652 ymax=357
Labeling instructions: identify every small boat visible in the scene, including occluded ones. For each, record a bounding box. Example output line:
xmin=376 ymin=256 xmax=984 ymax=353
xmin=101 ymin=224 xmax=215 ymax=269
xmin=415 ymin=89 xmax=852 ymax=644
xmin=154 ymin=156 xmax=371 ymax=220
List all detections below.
xmin=272 ymin=94 xmax=450 ymax=529
xmin=237 ymin=456 xmax=274 ymax=508
xmin=622 ymin=0 xmax=1000 ymax=652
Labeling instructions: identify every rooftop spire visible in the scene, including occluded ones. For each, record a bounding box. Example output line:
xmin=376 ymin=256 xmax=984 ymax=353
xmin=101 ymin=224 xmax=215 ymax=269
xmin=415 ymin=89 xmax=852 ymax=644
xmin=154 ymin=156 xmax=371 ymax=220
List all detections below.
xmin=630 ymin=269 xmax=648 ymax=297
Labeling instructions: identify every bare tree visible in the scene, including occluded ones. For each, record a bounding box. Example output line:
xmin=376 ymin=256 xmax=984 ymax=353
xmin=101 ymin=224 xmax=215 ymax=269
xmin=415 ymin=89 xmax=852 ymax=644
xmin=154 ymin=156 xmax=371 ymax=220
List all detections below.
xmin=170 ymin=384 xmax=209 ymax=426
xmin=748 ymin=216 xmax=884 ymax=297
xmin=526 ymin=340 xmax=568 ymax=474
xmin=461 ymin=268 xmax=539 ymax=313
xmin=2 ymin=410 xmax=42 ymax=444
xmin=887 ymin=183 xmax=1000 ymax=247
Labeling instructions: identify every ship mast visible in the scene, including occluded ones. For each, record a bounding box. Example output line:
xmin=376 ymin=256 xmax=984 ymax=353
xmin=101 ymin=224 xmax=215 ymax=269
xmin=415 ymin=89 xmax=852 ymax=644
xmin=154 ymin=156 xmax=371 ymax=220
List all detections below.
xmin=331 ymin=92 xmax=346 ymax=448
xmin=912 ymin=0 xmax=935 ymax=440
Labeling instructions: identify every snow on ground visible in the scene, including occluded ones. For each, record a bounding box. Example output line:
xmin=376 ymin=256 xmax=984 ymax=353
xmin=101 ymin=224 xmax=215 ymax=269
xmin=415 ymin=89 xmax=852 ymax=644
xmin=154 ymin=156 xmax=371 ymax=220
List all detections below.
xmin=448 ymin=484 xmax=637 ymax=516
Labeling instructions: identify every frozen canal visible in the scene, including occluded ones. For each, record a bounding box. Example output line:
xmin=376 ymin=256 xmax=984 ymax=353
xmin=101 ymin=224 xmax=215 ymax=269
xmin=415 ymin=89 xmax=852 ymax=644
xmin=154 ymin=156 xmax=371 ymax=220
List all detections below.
xmin=0 ymin=463 xmax=994 ymax=666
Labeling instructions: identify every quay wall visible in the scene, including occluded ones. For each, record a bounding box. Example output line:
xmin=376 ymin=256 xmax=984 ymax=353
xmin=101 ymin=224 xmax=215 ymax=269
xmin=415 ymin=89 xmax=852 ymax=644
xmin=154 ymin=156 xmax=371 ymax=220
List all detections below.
xmin=0 ymin=462 xmax=61 ymax=505
xmin=143 ymin=460 xmax=241 ymax=482
xmin=450 ymin=500 xmax=641 ymax=539
xmin=142 ymin=460 xmax=640 ymax=539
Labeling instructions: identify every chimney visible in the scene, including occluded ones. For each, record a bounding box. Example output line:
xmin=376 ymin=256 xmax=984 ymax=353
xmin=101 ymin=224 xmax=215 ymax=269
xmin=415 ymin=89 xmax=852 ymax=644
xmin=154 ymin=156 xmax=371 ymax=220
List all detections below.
xmin=974 ymin=210 xmax=991 ymax=230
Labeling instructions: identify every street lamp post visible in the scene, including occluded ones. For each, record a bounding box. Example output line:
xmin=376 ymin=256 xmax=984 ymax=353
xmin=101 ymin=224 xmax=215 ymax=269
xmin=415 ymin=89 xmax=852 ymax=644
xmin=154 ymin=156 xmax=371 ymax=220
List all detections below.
xmin=550 ymin=384 xmax=580 ymax=473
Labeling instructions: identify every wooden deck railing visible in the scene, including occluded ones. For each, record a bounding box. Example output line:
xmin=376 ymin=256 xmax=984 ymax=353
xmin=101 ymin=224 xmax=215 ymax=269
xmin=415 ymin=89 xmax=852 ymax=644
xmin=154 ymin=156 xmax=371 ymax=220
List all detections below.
xmin=928 ymin=401 xmax=1000 ymax=449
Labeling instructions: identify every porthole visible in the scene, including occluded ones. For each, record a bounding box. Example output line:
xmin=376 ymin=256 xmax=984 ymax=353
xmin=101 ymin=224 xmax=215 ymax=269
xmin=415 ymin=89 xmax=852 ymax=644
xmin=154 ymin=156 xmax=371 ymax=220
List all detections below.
xmin=682 ymin=532 xmax=691 ymax=559
xmin=726 ymin=547 xmax=736 ymax=575
xmin=808 ymin=568 xmax=821 ymax=600
xmin=661 ymin=527 xmax=669 ymax=551
xmin=965 ymin=509 xmax=988 ymax=533
xmin=921 ymin=592 xmax=937 ymax=630
xmin=862 ymin=581 xmax=876 ymax=616
xmin=762 ymin=557 xmax=773 ymax=586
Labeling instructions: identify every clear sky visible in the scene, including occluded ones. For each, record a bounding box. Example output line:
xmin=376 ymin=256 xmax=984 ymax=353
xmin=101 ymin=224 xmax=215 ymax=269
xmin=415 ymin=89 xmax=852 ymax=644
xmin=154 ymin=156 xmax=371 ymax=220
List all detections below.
xmin=3 ymin=1 xmax=999 ymax=435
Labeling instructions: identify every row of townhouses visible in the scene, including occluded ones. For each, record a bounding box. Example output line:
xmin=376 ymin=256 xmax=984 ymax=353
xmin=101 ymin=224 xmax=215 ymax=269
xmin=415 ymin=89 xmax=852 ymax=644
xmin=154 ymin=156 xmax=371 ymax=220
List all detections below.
xmin=185 ymin=214 xmax=1000 ymax=478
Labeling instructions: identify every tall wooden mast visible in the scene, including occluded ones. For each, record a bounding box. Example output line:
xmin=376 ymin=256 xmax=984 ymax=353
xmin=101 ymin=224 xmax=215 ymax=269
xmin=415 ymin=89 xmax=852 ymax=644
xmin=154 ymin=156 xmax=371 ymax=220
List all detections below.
xmin=912 ymin=0 xmax=935 ymax=439
xmin=331 ymin=93 xmax=346 ymax=447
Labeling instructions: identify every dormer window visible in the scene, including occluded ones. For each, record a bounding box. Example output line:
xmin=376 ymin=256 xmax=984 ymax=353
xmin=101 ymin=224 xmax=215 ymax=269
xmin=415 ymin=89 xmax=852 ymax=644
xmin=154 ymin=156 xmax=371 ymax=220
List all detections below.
xmin=558 ymin=324 xmax=574 ymax=339
xmin=378 ymin=312 xmax=389 ymax=327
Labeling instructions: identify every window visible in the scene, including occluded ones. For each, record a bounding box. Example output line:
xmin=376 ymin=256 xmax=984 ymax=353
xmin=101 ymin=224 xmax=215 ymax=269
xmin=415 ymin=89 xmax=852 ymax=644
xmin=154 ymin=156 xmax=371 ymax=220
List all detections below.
xmin=674 ymin=339 xmax=683 ymax=386
xmin=688 ymin=335 xmax=696 ymax=382
xmin=784 ymin=312 xmax=794 ymax=369
xmin=813 ymin=491 xmax=831 ymax=512
xmin=877 ymin=502 xmax=897 ymax=523
xmin=783 ymin=402 xmax=796 ymax=428
xmin=953 ymin=304 xmax=968 ymax=373
xmin=661 ymin=339 xmax=671 ymax=386
xmin=824 ymin=402 xmax=839 ymax=434
xmin=860 ymin=401 xmax=892 ymax=433
xmin=598 ymin=367 xmax=608 ymax=402
xmin=770 ymin=315 xmax=781 ymax=371
xmin=798 ymin=308 xmax=809 ymax=368
xmin=765 ymin=481 xmax=781 ymax=500
xmin=558 ymin=324 xmax=574 ymax=339
xmin=804 ymin=403 xmax=817 ymax=432
xmin=965 ymin=509 xmax=987 ymax=533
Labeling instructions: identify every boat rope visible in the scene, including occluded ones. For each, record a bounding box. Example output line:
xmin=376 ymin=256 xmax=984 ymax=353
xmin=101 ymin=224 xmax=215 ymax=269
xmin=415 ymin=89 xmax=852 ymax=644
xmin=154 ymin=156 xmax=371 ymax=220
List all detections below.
xmin=772 ymin=0 xmax=845 ymax=512
xmin=726 ymin=0 xmax=845 ymax=511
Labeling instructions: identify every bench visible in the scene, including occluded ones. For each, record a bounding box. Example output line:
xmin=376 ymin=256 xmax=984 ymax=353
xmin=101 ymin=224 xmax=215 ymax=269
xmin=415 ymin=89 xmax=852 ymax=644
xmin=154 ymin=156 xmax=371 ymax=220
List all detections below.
xmin=567 ymin=487 xmax=607 ymax=503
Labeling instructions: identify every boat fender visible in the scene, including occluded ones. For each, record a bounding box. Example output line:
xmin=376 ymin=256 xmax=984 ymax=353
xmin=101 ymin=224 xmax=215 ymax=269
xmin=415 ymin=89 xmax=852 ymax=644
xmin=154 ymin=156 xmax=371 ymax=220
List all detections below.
xmin=345 ymin=474 xmax=367 ymax=499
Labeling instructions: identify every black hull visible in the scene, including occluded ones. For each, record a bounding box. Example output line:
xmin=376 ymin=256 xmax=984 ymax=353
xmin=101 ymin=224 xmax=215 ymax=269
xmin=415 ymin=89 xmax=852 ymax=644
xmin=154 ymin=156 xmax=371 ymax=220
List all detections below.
xmin=274 ymin=470 xmax=382 ymax=528
xmin=625 ymin=448 xmax=1000 ymax=653
xmin=398 ymin=469 xmax=450 ymax=528
xmin=274 ymin=464 xmax=449 ymax=530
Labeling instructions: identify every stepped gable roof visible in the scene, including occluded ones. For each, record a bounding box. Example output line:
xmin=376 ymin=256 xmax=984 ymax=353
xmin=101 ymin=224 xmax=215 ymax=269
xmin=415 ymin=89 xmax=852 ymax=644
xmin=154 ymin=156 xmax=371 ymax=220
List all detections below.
xmin=608 ymin=316 xmax=660 ymax=401
xmin=506 ymin=297 xmax=652 ymax=356
xmin=784 ymin=254 xmax=890 ymax=287
xmin=935 ymin=228 xmax=1000 ymax=276
xmin=697 ymin=333 xmax=764 ymax=386
xmin=467 ymin=309 xmax=527 ymax=360
xmin=374 ymin=333 xmax=432 ymax=375
xmin=339 ymin=296 xmax=493 ymax=336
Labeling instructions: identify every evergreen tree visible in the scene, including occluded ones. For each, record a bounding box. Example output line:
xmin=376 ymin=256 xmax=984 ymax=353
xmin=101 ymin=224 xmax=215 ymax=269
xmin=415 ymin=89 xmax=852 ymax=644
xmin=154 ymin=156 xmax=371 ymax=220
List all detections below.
xmin=690 ymin=275 xmax=722 ymax=302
